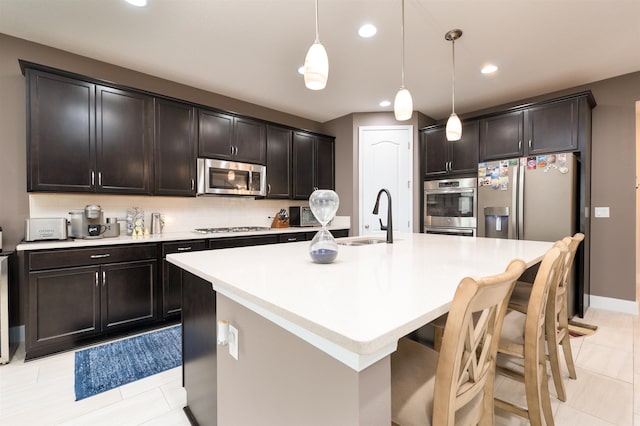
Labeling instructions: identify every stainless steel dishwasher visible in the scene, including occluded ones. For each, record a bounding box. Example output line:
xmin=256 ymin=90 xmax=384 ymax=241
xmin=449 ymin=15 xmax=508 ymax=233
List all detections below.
xmin=0 ymin=255 xmax=9 ymax=364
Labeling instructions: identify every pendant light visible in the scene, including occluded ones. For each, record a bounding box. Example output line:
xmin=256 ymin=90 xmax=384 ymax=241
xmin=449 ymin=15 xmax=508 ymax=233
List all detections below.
xmin=393 ymin=0 xmax=413 ymax=121
xmin=304 ymin=0 xmax=329 ymax=90
xmin=445 ymin=29 xmax=462 ymax=141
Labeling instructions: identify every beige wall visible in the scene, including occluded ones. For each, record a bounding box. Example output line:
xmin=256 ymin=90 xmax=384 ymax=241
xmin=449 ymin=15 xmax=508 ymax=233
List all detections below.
xmin=0 ymin=33 xmax=323 ymax=251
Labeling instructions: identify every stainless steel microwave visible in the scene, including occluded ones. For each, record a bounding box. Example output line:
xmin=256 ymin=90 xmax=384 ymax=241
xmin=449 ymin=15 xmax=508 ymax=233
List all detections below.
xmin=197 ymin=158 xmax=266 ymax=196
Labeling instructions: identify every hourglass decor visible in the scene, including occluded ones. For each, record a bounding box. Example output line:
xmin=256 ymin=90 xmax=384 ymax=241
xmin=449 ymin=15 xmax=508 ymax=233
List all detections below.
xmin=308 ymin=189 xmax=339 ymax=263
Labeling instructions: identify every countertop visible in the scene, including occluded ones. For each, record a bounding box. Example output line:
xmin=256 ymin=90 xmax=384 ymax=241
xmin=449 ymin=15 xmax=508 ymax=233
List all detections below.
xmin=15 ymin=224 xmax=349 ymax=251
xmin=167 ymin=232 xmax=552 ymax=371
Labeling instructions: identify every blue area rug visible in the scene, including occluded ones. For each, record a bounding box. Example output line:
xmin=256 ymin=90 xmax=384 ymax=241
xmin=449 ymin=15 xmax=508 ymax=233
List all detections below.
xmin=74 ymin=325 xmax=181 ymax=401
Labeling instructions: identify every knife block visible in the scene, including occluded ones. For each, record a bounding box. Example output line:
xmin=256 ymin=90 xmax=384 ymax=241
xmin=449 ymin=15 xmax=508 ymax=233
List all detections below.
xmin=270 ymin=216 xmax=289 ymax=228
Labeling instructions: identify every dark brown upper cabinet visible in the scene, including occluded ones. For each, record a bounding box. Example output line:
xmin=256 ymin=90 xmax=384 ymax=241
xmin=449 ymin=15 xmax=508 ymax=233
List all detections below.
xmin=422 ymin=121 xmax=479 ymax=178
xmin=198 ymin=109 xmax=266 ymax=165
xmin=96 ymin=85 xmax=153 ymax=194
xmin=25 ymin=67 xmax=153 ymax=194
xmin=266 ymin=125 xmax=292 ymax=198
xmin=154 ymin=99 xmax=197 ymax=196
xmin=479 ymin=110 xmax=524 ymax=161
xmin=26 ymin=69 xmax=96 ymax=192
xmin=525 ymin=98 xmax=579 ymax=155
xmin=292 ymin=131 xmax=335 ymax=200
xmin=480 ymin=98 xmax=580 ymax=161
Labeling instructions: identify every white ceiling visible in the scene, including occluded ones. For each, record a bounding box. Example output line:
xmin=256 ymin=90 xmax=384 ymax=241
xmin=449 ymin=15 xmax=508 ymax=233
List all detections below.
xmin=1 ymin=0 xmax=639 ymax=123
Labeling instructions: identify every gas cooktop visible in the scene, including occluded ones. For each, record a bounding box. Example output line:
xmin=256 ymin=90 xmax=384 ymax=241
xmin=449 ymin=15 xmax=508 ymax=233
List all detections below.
xmin=193 ymin=226 xmax=272 ymax=234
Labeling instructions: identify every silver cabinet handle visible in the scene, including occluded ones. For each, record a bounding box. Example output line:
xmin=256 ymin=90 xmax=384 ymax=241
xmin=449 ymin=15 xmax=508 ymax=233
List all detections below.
xmin=234 ymin=146 xmax=239 ymax=156
xmin=102 ymin=271 xmax=106 ymax=287
xmin=177 ymin=247 xmax=192 ymax=252
xmin=267 ymin=184 xmax=271 ymax=195
xmin=230 ymin=145 xmax=234 ymax=155
xmin=528 ymin=139 xmax=532 ymax=149
xmin=98 ymin=172 xmax=102 ymax=186
xmin=91 ymin=171 xmax=95 ymax=186
xmin=287 ymin=237 xmax=297 ymax=242
xmin=95 ymin=272 xmax=99 ymax=287
xmin=90 ymin=254 xmax=111 ymax=259
xmin=191 ymin=179 xmax=195 ymax=191
xmin=518 ymin=140 xmax=522 ymax=150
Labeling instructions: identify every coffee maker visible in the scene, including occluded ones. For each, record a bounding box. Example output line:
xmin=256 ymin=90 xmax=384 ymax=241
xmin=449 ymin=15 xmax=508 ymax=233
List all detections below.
xmin=69 ymin=205 xmax=104 ymax=238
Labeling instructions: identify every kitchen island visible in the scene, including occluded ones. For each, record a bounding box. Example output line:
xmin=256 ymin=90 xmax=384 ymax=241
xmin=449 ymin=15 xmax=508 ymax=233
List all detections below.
xmin=167 ymin=232 xmax=552 ymax=426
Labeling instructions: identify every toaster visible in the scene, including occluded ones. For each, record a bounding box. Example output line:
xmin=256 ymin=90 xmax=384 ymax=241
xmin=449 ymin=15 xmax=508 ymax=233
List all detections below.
xmin=25 ymin=218 xmax=68 ymax=241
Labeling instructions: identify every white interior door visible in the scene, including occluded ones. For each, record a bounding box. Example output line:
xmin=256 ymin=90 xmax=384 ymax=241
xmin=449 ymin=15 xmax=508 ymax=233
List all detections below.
xmin=359 ymin=126 xmax=413 ymax=236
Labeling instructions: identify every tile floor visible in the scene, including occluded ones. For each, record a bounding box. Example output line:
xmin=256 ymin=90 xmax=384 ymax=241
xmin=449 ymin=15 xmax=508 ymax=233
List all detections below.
xmin=0 ymin=307 xmax=637 ymax=425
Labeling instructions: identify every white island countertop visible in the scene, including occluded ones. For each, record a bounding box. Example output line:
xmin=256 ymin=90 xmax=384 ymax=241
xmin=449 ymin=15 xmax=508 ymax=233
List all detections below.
xmin=168 ymin=232 xmax=552 ymax=371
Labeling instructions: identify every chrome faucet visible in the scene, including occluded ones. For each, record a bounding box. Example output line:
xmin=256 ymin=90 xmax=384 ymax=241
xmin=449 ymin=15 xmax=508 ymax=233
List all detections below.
xmin=372 ymin=188 xmax=393 ymax=243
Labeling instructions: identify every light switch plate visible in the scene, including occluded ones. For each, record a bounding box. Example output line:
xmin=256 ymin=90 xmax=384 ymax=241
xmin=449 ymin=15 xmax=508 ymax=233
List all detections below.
xmin=594 ymin=207 xmax=610 ymax=218
xmin=229 ymin=324 xmax=239 ymax=360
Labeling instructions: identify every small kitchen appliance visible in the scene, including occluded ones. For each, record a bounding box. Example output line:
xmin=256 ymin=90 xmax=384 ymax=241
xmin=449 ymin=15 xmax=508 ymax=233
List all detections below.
xmin=68 ymin=205 xmax=105 ymax=239
xmin=151 ymin=213 xmax=164 ymax=234
xmin=289 ymin=206 xmax=320 ymax=227
xmin=103 ymin=218 xmax=120 ymax=238
xmin=24 ymin=218 xmax=68 ymax=241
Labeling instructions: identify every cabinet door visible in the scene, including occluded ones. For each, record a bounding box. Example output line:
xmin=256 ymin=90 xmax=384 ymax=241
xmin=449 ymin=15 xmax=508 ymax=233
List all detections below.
xmin=292 ymin=131 xmax=315 ymax=199
xmin=315 ymin=136 xmax=335 ymax=190
xmin=266 ymin=126 xmax=292 ymax=198
xmin=155 ymin=99 xmax=197 ymax=196
xmin=479 ymin=111 xmax=524 ymax=161
xmin=450 ymin=120 xmax=479 ymax=175
xmin=27 ymin=70 xmax=96 ymax=192
xmin=162 ymin=240 xmax=207 ymax=319
xmin=96 ymin=86 xmax=153 ymax=194
xmin=28 ymin=266 xmax=100 ymax=349
xmin=525 ymin=99 xmax=579 ymax=155
xmin=101 ymin=260 xmax=156 ymax=330
xmin=234 ymin=117 xmax=266 ymax=164
xmin=198 ymin=109 xmax=233 ymax=159
xmin=422 ymin=128 xmax=448 ymax=177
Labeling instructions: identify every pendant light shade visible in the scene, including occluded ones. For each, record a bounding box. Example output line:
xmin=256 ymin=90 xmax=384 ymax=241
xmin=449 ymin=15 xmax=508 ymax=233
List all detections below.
xmin=393 ymin=0 xmax=412 ymax=121
xmin=446 ymin=113 xmax=462 ymax=140
xmin=304 ymin=0 xmax=328 ymax=90
xmin=304 ymin=42 xmax=329 ymax=90
xmin=394 ymin=88 xmax=413 ymax=121
xmin=445 ymin=29 xmax=462 ymax=141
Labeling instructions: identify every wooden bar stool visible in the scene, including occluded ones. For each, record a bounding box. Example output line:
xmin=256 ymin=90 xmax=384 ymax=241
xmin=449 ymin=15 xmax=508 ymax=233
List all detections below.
xmin=391 ymin=259 xmax=526 ymax=426
xmin=508 ymin=233 xmax=584 ymax=401
xmin=494 ymin=243 xmax=566 ymax=426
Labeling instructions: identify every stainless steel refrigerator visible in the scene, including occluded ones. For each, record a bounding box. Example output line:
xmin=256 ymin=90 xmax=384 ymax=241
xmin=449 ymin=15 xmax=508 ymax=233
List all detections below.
xmin=478 ymin=153 xmax=577 ymax=242
xmin=478 ymin=153 xmax=578 ymax=316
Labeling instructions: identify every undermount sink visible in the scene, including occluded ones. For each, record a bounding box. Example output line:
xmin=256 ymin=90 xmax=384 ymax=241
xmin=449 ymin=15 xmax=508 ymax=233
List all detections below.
xmin=337 ymin=237 xmax=387 ymax=246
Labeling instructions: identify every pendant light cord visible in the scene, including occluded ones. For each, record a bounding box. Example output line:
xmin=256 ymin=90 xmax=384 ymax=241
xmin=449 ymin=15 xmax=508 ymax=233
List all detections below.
xmin=314 ymin=0 xmax=320 ymax=43
xmin=400 ymin=0 xmax=406 ymax=88
xmin=451 ymin=38 xmax=456 ymax=114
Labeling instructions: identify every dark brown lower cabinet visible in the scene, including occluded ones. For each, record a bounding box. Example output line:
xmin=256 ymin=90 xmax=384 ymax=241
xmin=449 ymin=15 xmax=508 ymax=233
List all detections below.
xmin=182 ymin=271 xmax=217 ymax=426
xmin=161 ymin=240 xmax=207 ymax=319
xmin=24 ymin=244 xmax=159 ymax=360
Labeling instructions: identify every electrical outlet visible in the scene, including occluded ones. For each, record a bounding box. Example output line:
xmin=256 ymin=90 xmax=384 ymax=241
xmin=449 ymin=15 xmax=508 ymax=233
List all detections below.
xmin=594 ymin=207 xmax=610 ymax=218
xmin=229 ymin=324 xmax=239 ymax=360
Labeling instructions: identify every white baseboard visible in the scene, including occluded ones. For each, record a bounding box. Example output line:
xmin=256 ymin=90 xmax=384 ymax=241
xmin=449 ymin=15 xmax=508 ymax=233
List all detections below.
xmin=589 ymin=295 xmax=639 ymax=315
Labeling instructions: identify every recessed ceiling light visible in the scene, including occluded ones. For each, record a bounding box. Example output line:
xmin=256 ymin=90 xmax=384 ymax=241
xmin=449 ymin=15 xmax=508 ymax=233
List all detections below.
xmin=125 ymin=0 xmax=147 ymax=6
xmin=481 ymin=64 xmax=498 ymax=74
xmin=297 ymin=66 xmax=305 ymax=75
xmin=379 ymin=100 xmax=391 ymax=107
xmin=358 ymin=24 xmax=377 ymax=38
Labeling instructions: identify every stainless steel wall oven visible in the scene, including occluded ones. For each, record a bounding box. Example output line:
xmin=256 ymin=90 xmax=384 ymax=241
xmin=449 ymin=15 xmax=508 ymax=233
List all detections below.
xmin=423 ymin=177 xmax=477 ymax=237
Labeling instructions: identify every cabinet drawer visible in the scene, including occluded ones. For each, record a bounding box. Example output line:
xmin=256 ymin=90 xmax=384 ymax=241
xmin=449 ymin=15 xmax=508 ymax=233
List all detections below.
xmin=162 ymin=240 xmax=207 ymax=257
xmin=28 ymin=244 xmax=158 ymax=271
xmin=209 ymin=235 xmax=278 ymax=249
xmin=278 ymin=233 xmax=308 ymax=243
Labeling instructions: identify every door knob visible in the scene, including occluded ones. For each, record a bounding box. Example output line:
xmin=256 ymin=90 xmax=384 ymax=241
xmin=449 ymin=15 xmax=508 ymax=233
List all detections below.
xmin=365 ymin=224 xmax=370 ymax=229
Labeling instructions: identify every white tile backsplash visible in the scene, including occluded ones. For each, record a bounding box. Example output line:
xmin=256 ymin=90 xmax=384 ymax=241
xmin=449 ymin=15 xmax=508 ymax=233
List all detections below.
xmin=29 ymin=193 xmax=309 ymax=233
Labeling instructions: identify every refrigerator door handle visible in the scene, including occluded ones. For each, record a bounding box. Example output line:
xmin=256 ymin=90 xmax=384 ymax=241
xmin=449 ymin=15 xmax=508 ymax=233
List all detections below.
xmin=516 ymin=159 xmax=525 ymax=239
